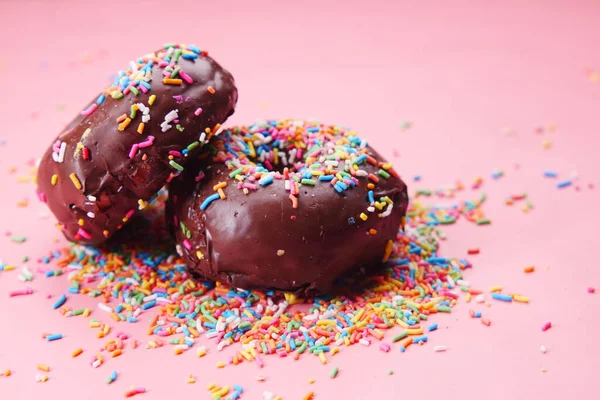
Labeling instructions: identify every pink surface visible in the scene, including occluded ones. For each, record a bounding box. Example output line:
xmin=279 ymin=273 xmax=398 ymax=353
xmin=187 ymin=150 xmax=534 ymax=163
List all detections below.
xmin=1 ymin=0 xmax=600 ymax=399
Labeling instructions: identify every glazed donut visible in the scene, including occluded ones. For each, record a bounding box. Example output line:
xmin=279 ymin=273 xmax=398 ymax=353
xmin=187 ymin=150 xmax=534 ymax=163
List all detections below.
xmin=36 ymin=44 xmax=238 ymax=244
xmin=166 ymin=119 xmax=409 ymax=294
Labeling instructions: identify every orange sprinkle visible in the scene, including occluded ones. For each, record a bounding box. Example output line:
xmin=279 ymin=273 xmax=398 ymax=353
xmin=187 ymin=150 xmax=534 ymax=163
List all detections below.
xmin=116 ymin=114 xmax=127 ymax=123
xmin=213 ymin=182 xmax=227 ymax=190
xmin=137 ymin=123 xmax=145 ymax=134
xmin=207 ymin=86 xmax=216 ymax=94
xmin=163 ymin=78 xmax=183 ymax=85
xmin=72 ymin=348 xmax=83 ymax=358
xmin=289 ymin=194 xmax=298 ymax=209
xmin=217 ymin=188 xmax=226 ymax=200
xmin=118 ymin=117 xmax=131 ymax=131
xmin=524 ymin=266 xmax=535 ymax=273
xmin=111 ymin=349 xmax=122 ymax=358
xmin=303 ymin=392 xmax=315 ymax=400
xmin=369 ymin=229 xmax=377 ymax=235
xmin=481 ymin=318 xmax=492 ymax=326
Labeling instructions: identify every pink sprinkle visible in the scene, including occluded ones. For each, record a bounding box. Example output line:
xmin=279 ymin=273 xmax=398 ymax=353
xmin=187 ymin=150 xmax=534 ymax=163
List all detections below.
xmin=173 ymin=95 xmax=183 ymax=104
xmin=264 ymin=160 xmax=274 ymax=170
xmin=138 ymin=136 xmax=155 ymax=148
xmin=379 ymin=342 xmax=391 ymax=352
xmin=123 ymin=87 xmax=131 ymax=95
xmin=9 ymin=287 xmax=34 ymax=297
xmin=194 ymin=107 xmax=203 ymax=116
xmin=162 ymin=69 xmax=171 ymax=77
xmin=80 ymin=103 xmax=98 ymax=116
xmin=243 ymin=183 xmax=258 ymax=190
xmin=77 ymin=228 xmax=92 ymax=240
xmin=158 ymin=61 xmax=169 ymax=68
xmin=541 ymin=322 xmax=552 ymax=331
xmin=37 ymin=191 xmax=47 ymax=203
xmin=297 ymin=149 xmax=303 ymax=159
xmin=195 ymin=172 xmax=205 ymax=182
xmin=277 ymin=350 xmax=287 ymax=357
xmin=255 ymin=355 xmax=264 ymax=368
xmin=169 ymin=150 xmax=182 ymax=157
xmin=128 ymin=144 xmax=139 ymax=159
xmin=183 ymin=239 xmax=192 ymax=250
xmin=139 ymin=85 xmax=148 ymax=94
xmin=125 ymin=209 xmax=135 ymax=219
xmin=52 ymin=140 xmax=61 ymax=153
xmin=179 ymin=70 xmax=193 ymax=84
xmin=588 ymin=287 xmax=596 ymax=294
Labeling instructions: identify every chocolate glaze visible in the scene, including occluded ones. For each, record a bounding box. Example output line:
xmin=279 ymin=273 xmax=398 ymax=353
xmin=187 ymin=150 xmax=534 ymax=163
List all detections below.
xmin=167 ymin=129 xmax=409 ymax=295
xmin=36 ymin=47 xmax=238 ymax=244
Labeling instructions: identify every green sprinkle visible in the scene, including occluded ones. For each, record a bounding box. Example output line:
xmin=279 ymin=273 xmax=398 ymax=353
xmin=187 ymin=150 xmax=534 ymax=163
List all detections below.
xmin=173 ymin=49 xmax=182 ymax=63
xmin=388 ymin=370 xmax=394 ymax=375
xmin=22 ymin=256 xmax=29 ymax=262
xmin=163 ymin=43 xmax=176 ymax=49
xmin=378 ymin=169 xmax=391 ymax=179
xmin=176 ymin=124 xmax=185 ymax=132
xmin=170 ymin=67 xmax=181 ymax=78
xmin=392 ymin=331 xmax=408 ymax=342
xmin=416 ymin=190 xmax=432 ymax=196
xmin=330 ymin=367 xmax=339 ymax=379
xmin=292 ymin=176 xmax=301 ymax=183
xmin=436 ymin=305 xmax=452 ymax=313
xmin=476 ymin=218 xmax=491 ymax=225
xmin=130 ymin=86 xmax=139 ymax=96
xmin=72 ymin=309 xmax=85 ymax=316
xmin=111 ymin=92 xmax=124 ymax=100
xmin=130 ymin=106 xmax=137 ymax=119
xmin=297 ymin=342 xmax=308 ymax=354
xmin=191 ymin=291 xmax=204 ymax=297
xmin=440 ymin=217 xmax=457 ymax=225
xmin=169 ymin=160 xmax=184 ymax=171
xmin=301 ymin=179 xmax=317 ymax=186
xmin=261 ymin=342 xmax=269 ymax=354
xmin=10 ymin=235 xmax=26 ymax=243
xmin=187 ymin=141 xmax=200 ymax=151
xmin=229 ymin=168 xmax=243 ymax=178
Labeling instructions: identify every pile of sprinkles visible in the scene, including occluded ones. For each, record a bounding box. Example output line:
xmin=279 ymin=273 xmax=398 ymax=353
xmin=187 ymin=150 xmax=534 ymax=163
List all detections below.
xmin=193 ymin=119 xmax=399 ymax=218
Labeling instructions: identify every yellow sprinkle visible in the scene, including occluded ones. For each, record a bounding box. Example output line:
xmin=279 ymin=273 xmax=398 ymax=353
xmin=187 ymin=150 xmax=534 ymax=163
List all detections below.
xmin=331 ymin=347 xmax=339 ymax=355
xmin=37 ymin=364 xmax=50 ymax=372
xmin=490 ymin=286 xmax=503 ymax=293
xmin=51 ymin=174 xmax=58 ymax=185
xmin=277 ymin=249 xmax=285 ymax=256
xmin=138 ymin=199 xmax=148 ymax=210
xmin=83 ymin=308 xmax=90 ymax=317
xmin=319 ymin=352 xmax=327 ymax=364
xmin=118 ymin=117 xmax=132 ymax=131
xmin=359 ymin=213 xmax=368 ymax=221
xmin=148 ymin=95 xmax=156 ymax=105
xmin=187 ymin=375 xmax=195 ymax=384
xmin=216 ymin=361 xmax=225 ymax=368
xmin=465 ymin=293 xmax=472 ymax=302
xmin=137 ymin=123 xmax=145 ymax=134
xmin=69 ymin=173 xmax=82 ymax=190
xmin=196 ymin=251 xmax=205 ymax=260
xmin=207 ymin=382 xmax=216 ymax=390
xmin=513 ymin=295 xmax=530 ymax=303
xmin=217 ymin=188 xmax=226 ymax=200
xmin=406 ymin=328 xmax=424 ymax=335
xmin=308 ymin=377 xmax=315 ymax=384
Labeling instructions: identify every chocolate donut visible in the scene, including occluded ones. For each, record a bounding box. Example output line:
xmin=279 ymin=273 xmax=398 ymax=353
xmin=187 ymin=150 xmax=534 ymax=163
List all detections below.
xmin=166 ymin=119 xmax=409 ymax=294
xmin=36 ymin=44 xmax=238 ymax=244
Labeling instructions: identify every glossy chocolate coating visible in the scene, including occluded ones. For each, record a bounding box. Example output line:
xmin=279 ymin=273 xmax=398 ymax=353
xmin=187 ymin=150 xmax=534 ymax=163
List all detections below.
xmin=167 ymin=134 xmax=408 ymax=295
xmin=36 ymin=47 xmax=238 ymax=244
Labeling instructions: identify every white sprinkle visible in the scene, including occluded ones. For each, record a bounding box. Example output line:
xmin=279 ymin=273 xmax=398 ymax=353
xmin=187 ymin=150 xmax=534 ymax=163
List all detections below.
xmin=447 ymin=276 xmax=455 ymax=287
xmin=263 ymin=391 xmax=274 ymax=400
xmin=380 ymin=204 xmax=393 ymax=218
xmin=206 ymin=331 xmax=219 ymax=339
xmin=367 ymin=206 xmax=375 ymax=213
xmin=86 ymin=212 xmax=95 ymax=218
xmin=355 ymin=169 xmax=368 ymax=177
xmin=360 ymin=139 xmax=368 ymax=149
xmin=284 ymin=180 xmax=290 ymax=190
xmin=359 ymin=338 xmax=371 ymax=346
xmin=58 ymin=142 xmax=67 ymax=163
xmin=52 ymin=152 xmax=59 ymax=162
xmin=475 ymin=294 xmax=485 ymax=303
xmin=174 ymin=344 xmax=189 ymax=351
xmin=97 ymin=303 xmax=113 ymax=313
xmin=456 ymin=279 xmax=470 ymax=287
xmin=434 ymin=345 xmax=448 ymax=352
xmin=92 ymin=359 xmax=101 ymax=368
xmin=199 ymin=132 xmax=206 ymax=143
xmin=133 ymin=308 xmax=141 ymax=318
xmin=87 ymin=195 xmax=97 ymax=202
xmin=540 ymin=345 xmax=547 ymax=353
xmin=143 ymin=294 xmax=157 ymax=302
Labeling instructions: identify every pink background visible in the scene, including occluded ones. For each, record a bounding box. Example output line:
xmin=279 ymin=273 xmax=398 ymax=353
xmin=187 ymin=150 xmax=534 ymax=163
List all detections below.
xmin=1 ymin=0 xmax=600 ymax=399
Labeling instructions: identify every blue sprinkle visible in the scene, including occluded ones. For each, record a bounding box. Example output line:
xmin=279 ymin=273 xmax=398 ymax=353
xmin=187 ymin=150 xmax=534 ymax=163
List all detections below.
xmin=141 ymin=300 xmax=156 ymax=310
xmin=412 ymin=335 xmax=428 ymax=343
xmin=353 ymin=154 xmax=367 ymax=165
xmin=319 ymin=175 xmax=334 ymax=181
xmin=368 ymin=190 xmax=375 ymax=204
xmin=46 ymin=333 xmax=63 ymax=341
xmin=200 ymin=193 xmax=221 ymax=210
xmin=474 ymin=311 xmax=482 ymax=318
xmin=53 ymin=294 xmax=67 ymax=309
xmin=544 ymin=171 xmax=558 ymax=178
xmin=259 ymin=175 xmax=274 ymax=186
xmin=127 ymin=317 xmax=137 ymax=323
xmin=491 ymin=293 xmax=513 ymax=302
xmin=182 ymin=52 xmax=198 ymax=60
xmin=428 ymin=323 xmax=438 ymax=332
xmin=557 ymin=180 xmax=572 ymax=189
xmin=96 ymin=94 xmax=106 ymax=105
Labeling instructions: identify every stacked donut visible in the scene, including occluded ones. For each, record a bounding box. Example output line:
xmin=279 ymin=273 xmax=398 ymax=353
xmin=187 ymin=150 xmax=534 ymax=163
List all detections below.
xmin=37 ymin=44 xmax=408 ymax=294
